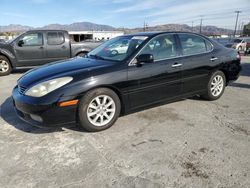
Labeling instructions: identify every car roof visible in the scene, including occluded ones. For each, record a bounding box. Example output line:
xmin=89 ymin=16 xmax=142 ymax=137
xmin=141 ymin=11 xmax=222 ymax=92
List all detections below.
xmin=122 ymin=31 xmax=207 ymax=38
xmin=26 ymin=29 xmax=68 ymax=32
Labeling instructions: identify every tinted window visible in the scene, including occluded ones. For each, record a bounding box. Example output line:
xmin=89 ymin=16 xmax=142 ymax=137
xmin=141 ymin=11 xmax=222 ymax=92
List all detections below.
xmin=21 ymin=33 xmax=43 ymax=46
xmin=179 ymin=34 xmax=207 ymax=55
xmin=47 ymin=32 xmax=64 ymax=45
xmin=139 ymin=34 xmax=177 ymax=61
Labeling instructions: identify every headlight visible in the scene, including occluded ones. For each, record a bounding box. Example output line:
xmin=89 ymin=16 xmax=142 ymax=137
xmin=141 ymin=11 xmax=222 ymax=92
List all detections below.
xmin=25 ymin=77 xmax=73 ymax=97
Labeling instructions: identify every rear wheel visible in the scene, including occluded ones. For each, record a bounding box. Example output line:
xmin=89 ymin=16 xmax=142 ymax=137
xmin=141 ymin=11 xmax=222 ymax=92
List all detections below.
xmin=78 ymin=88 xmax=121 ymax=132
xmin=0 ymin=55 xmax=12 ymax=76
xmin=201 ymin=71 xmax=226 ymax=101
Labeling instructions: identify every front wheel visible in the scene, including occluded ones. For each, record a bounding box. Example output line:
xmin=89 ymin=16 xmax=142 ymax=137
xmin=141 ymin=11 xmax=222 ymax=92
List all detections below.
xmin=0 ymin=55 xmax=12 ymax=76
xmin=78 ymin=88 xmax=121 ymax=132
xmin=201 ymin=71 xmax=226 ymax=101
xmin=76 ymin=52 xmax=87 ymax=57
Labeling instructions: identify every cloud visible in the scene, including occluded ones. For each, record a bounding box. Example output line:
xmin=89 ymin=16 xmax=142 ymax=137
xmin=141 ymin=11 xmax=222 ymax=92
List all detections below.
xmin=144 ymin=0 xmax=250 ymax=28
xmin=1 ymin=12 xmax=28 ymax=18
xmin=112 ymin=0 xmax=169 ymax=13
xmin=112 ymin=0 xmax=134 ymax=3
xmin=29 ymin=0 xmax=50 ymax=3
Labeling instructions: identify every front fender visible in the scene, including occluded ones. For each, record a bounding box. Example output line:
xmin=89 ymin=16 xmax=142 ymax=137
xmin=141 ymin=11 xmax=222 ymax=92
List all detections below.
xmin=0 ymin=48 xmax=17 ymax=67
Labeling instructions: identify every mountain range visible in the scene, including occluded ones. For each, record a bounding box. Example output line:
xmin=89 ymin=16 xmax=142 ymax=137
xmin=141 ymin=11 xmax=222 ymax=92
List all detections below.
xmin=0 ymin=22 xmax=233 ymax=35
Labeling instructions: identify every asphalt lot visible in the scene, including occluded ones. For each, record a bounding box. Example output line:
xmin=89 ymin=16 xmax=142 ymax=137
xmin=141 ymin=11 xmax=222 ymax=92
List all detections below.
xmin=0 ymin=57 xmax=250 ymax=188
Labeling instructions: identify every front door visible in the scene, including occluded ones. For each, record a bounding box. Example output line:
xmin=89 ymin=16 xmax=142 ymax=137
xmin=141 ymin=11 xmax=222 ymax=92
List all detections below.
xmin=14 ymin=32 xmax=46 ymax=66
xmin=127 ymin=34 xmax=182 ymax=110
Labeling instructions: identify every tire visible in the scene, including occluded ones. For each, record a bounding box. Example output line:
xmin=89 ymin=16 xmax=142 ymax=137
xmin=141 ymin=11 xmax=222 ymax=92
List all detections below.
xmin=0 ymin=55 xmax=12 ymax=76
xmin=201 ymin=71 xmax=226 ymax=101
xmin=76 ymin=52 xmax=87 ymax=57
xmin=78 ymin=88 xmax=121 ymax=132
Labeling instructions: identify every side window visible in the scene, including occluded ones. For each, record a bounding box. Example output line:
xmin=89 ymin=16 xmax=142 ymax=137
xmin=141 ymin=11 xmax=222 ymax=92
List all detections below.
xmin=139 ymin=34 xmax=177 ymax=61
xmin=179 ymin=34 xmax=207 ymax=55
xmin=47 ymin=32 xmax=65 ymax=45
xmin=21 ymin=33 xmax=43 ymax=46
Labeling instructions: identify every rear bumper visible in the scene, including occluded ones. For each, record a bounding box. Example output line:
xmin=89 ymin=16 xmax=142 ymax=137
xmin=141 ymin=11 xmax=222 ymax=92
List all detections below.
xmin=227 ymin=62 xmax=241 ymax=81
xmin=12 ymin=86 xmax=78 ymax=128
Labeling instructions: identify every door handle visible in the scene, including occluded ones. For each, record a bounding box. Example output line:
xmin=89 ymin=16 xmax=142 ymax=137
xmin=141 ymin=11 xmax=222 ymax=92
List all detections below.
xmin=62 ymin=46 xmax=66 ymax=49
xmin=171 ymin=63 xmax=183 ymax=68
xmin=210 ymin=57 xmax=218 ymax=61
xmin=39 ymin=46 xmax=44 ymax=49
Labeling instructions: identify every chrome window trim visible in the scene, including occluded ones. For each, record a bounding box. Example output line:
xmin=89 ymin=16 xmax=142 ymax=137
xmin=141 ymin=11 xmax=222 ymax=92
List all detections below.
xmin=128 ymin=33 xmax=214 ymax=66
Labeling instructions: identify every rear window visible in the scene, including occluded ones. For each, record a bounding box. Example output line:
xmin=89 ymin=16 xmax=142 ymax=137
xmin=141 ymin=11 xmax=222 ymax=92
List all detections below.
xmin=179 ymin=34 xmax=212 ymax=56
xmin=47 ymin=32 xmax=65 ymax=45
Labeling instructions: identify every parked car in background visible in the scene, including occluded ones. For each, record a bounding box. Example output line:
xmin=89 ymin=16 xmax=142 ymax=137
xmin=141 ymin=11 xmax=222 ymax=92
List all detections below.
xmin=107 ymin=39 xmax=129 ymax=55
xmin=0 ymin=30 xmax=102 ymax=76
xmin=212 ymin=38 xmax=233 ymax=48
xmin=232 ymin=38 xmax=250 ymax=51
xmin=12 ymin=32 xmax=241 ymax=132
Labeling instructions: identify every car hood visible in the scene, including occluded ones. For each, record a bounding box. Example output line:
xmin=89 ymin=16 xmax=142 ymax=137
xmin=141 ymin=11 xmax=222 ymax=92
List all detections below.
xmin=18 ymin=57 xmax=115 ymax=87
xmin=0 ymin=42 xmax=9 ymax=48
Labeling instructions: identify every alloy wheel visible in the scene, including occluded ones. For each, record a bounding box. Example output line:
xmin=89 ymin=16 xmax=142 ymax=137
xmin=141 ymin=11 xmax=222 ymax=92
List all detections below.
xmin=210 ymin=75 xmax=224 ymax=97
xmin=87 ymin=95 xmax=116 ymax=126
xmin=0 ymin=60 xmax=9 ymax=73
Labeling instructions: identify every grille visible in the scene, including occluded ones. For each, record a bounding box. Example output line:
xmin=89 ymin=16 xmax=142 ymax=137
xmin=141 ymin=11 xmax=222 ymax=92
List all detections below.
xmin=18 ymin=85 xmax=27 ymax=95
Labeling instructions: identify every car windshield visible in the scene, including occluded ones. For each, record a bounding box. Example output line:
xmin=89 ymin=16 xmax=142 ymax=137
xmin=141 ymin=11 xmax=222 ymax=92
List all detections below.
xmin=87 ymin=35 xmax=148 ymax=61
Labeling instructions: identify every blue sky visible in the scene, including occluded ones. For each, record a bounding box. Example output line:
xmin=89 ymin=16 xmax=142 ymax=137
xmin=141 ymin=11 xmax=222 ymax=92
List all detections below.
xmin=0 ymin=0 xmax=249 ymax=29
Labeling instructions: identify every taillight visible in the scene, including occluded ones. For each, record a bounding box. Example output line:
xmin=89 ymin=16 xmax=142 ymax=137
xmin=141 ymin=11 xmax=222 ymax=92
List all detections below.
xmin=237 ymin=51 xmax=241 ymax=62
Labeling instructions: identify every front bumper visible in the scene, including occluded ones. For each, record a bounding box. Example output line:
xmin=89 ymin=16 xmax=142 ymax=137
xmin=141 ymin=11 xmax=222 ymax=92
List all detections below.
xmin=12 ymin=86 xmax=78 ymax=128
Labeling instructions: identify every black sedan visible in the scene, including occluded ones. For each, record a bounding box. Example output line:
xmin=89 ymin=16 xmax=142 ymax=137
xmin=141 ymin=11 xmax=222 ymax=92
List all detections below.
xmin=12 ymin=32 xmax=241 ymax=131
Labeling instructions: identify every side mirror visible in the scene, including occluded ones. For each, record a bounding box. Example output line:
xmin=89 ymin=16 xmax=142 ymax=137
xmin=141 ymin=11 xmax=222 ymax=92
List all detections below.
xmin=136 ymin=54 xmax=154 ymax=64
xmin=18 ymin=40 xmax=24 ymax=47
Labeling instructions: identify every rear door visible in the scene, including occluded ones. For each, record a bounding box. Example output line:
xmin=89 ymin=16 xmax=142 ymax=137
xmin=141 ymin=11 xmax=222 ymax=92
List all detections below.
xmin=14 ymin=32 xmax=46 ymax=66
xmin=127 ymin=34 xmax=182 ymax=110
xmin=45 ymin=31 xmax=71 ymax=62
xmin=176 ymin=33 xmax=215 ymax=94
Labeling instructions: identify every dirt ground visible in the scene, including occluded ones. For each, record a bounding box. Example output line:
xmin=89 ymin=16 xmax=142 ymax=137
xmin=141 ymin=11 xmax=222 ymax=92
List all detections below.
xmin=0 ymin=57 xmax=250 ymax=188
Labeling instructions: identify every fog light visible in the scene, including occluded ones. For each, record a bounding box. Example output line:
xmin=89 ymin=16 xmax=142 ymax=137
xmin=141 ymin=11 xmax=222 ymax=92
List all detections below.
xmin=30 ymin=114 xmax=43 ymax=123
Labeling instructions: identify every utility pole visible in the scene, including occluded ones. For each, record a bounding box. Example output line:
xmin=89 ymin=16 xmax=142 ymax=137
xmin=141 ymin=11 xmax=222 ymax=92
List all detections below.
xmin=143 ymin=21 xmax=148 ymax=32
xmin=199 ymin=16 xmax=203 ymax=34
xmin=240 ymin=22 xmax=244 ymax=35
xmin=233 ymin=11 xmax=241 ymax=37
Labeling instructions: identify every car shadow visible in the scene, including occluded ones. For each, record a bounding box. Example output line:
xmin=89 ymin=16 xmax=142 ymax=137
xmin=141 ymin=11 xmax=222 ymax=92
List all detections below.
xmin=12 ymin=67 xmax=32 ymax=74
xmin=240 ymin=63 xmax=250 ymax=77
xmin=229 ymin=82 xmax=250 ymax=89
xmin=1 ymin=97 xmax=66 ymax=134
xmin=227 ymin=62 xmax=250 ymax=89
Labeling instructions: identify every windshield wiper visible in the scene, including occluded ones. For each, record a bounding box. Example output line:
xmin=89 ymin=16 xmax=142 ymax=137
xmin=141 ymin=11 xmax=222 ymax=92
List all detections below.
xmin=88 ymin=54 xmax=105 ymax=60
